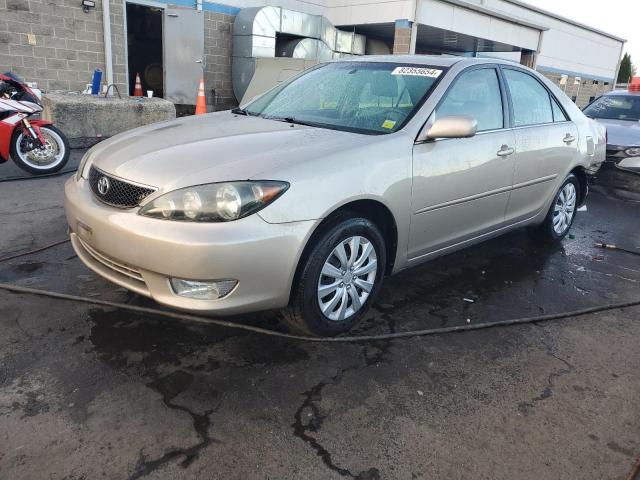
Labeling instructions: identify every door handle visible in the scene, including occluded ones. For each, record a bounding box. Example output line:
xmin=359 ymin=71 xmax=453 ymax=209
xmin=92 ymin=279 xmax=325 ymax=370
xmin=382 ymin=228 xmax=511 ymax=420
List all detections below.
xmin=497 ymin=145 xmax=515 ymax=156
xmin=563 ymin=133 xmax=576 ymax=144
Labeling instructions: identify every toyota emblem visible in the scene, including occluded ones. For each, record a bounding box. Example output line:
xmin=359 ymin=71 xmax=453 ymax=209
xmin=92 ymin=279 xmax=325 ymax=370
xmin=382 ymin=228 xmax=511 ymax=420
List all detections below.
xmin=97 ymin=176 xmax=110 ymax=195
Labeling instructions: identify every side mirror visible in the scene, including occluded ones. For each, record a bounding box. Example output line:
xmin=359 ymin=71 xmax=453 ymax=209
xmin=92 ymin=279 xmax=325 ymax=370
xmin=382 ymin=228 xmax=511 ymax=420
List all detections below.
xmin=417 ymin=115 xmax=478 ymax=142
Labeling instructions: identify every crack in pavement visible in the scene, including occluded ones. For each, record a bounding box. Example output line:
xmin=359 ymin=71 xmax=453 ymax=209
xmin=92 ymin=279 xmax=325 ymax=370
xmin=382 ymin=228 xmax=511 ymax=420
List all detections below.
xmin=128 ymin=371 xmax=220 ymax=480
xmin=13 ymin=312 xmax=34 ymax=340
xmin=518 ymin=325 xmax=575 ymax=414
xmin=292 ymin=364 xmax=381 ymax=479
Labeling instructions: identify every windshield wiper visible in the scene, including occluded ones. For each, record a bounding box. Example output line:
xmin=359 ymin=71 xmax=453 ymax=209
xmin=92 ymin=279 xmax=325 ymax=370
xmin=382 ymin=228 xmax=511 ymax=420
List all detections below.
xmin=266 ymin=115 xmax=316 ymax=127
xmin=231 ymin=107 xmax=249 ymax=115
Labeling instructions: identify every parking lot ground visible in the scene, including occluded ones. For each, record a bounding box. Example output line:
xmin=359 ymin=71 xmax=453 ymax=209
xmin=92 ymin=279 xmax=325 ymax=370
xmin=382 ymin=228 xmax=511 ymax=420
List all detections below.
xmin=1 ymin=154 xmax=639 ymax=480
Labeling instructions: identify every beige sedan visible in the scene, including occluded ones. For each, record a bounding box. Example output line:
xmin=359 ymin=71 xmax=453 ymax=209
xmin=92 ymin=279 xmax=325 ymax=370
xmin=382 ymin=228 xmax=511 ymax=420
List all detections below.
xmin=65 ymin=56 xmax=606 ymax=336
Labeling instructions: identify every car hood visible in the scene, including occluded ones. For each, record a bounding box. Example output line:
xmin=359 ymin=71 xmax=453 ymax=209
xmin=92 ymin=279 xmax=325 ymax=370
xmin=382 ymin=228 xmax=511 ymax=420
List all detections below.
xmin=88 ymin=112 xmax=370 ymax=191
xmin=592 ymin=118 xmax=640 ymax=147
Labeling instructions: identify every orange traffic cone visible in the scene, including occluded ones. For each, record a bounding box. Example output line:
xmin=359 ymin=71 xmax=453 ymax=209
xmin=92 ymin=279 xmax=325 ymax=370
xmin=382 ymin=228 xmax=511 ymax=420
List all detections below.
xmin=133 ymin=73 xmax=143 ymax=97
xmin=195 ymin=76 xmax=207 ymax=115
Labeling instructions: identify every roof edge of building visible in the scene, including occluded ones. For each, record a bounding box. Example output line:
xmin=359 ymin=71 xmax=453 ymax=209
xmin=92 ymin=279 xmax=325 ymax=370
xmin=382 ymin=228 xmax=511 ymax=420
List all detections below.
xmin=501 ymin=0 xmax=626 ymax=43
xmin=439 ymin=0 xmax=549 ymax=32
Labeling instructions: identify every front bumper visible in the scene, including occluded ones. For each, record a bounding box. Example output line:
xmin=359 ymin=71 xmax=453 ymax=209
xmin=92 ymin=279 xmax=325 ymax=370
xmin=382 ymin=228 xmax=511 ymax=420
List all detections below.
xmin=606 ymin=144 xmax=640 ymax=172
xmin=64 ymin=177 xmax=316 ymax=314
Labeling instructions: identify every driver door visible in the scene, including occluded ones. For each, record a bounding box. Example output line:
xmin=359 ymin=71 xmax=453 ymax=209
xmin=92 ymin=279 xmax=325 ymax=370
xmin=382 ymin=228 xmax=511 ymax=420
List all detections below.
xmin=409 ymin=66 xmax=516 ymax=260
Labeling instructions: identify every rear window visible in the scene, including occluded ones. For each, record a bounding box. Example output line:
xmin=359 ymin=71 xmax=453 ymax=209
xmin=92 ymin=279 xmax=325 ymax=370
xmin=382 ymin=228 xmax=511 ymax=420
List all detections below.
xmin=583 ymin=95 xmax=640 ymax=121
xmin=551 ymin=97 xmax=568 ymax=122
xmin=503 ymin=69 xmax=553 ymax=126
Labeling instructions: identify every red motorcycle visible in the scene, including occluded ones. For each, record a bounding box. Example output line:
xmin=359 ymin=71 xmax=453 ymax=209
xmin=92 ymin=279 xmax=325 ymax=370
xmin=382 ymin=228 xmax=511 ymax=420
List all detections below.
xmin=0 ymin=72 xmax=70 ymax=175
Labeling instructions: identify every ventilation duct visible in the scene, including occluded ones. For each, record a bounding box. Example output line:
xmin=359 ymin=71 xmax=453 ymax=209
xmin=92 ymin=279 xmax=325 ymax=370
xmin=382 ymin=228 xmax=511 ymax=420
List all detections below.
xmin=232 ymin=6 xmax=366 ymax=101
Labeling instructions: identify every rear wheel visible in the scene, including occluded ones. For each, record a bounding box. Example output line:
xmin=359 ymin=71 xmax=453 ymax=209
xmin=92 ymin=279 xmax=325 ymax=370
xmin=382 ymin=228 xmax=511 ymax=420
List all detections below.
xmin=10 ymin=125 xmax=70 ymax=175
xmin=535 ymin=173 xmax=580 ymax=242
xmin=283 ymin=216 xmax=386 ymax=337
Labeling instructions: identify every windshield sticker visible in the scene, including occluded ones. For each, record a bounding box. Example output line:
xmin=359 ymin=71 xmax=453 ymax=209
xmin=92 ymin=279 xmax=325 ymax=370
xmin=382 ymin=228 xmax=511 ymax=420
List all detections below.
xmin=381 ymin=119 xmax=397 ymax=129
xmin=391 ymin=67 xmax=442 ymax=78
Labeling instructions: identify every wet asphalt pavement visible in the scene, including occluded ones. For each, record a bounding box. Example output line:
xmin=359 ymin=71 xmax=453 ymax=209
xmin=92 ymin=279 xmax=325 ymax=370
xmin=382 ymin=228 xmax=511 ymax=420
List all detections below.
xmin=1 ymin=152 xmax=639 ymax=479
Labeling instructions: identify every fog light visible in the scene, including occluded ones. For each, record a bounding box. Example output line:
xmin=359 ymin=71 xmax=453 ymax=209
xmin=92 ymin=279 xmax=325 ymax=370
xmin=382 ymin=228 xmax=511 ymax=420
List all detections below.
xmin=169 ymin=278 xmax=237 ymax=300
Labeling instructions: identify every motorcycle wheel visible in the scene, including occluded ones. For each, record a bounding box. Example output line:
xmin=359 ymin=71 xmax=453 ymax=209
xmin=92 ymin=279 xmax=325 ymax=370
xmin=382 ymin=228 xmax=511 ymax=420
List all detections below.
xmin=10 ymin=125 xmax=70 ymax=175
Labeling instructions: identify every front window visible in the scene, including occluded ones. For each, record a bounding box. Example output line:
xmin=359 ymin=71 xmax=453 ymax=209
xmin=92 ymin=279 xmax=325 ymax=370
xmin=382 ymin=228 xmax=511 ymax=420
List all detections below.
xmin=244 ymin=62 xmax=445 ymax=134
xmin=435 ymin=67 xmax=504 ymax=132
xmin=584 ymin=95 xmax=640 ymax=122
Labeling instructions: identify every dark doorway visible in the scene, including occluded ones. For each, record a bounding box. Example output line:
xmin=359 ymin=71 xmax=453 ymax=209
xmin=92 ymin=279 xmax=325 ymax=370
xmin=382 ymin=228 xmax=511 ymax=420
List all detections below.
xmin=126 ymin=3 xmax=164 ymax=97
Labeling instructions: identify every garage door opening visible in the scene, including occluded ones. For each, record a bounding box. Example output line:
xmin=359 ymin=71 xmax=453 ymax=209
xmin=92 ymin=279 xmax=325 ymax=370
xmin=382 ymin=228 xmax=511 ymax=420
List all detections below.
xmin=126 ymin=3 xmax=164 ymax=98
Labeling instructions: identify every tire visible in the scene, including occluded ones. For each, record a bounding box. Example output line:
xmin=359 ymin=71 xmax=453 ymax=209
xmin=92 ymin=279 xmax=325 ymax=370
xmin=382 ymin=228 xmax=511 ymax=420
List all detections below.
xmin=10 ymin=125 xmax=70 ymax=175
xmin=283 ymin=215 xmax=387 ymax=337
xmin=535 ymin=173 xmax=580 ymax=242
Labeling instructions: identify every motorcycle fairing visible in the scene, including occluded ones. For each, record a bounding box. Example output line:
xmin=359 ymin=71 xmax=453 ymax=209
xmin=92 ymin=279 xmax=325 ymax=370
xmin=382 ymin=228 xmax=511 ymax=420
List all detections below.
xmin=0 ymin=118 xmax=53 ymax=163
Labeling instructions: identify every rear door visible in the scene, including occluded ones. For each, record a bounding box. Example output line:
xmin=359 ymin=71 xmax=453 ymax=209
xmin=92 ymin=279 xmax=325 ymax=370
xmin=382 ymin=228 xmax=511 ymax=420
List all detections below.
xmin=409 ymin=66 xmax=516 ymax=260
xmin=501 ymin=67 xmax=579 ymax=223
xmin=164 ymin=6 xmax=204 ymax=105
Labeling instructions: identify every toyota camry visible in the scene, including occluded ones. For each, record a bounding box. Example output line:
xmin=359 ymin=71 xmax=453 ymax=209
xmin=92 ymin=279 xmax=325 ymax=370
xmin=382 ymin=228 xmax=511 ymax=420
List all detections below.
xmin=65 ymin=56 xmax=606 ymax=336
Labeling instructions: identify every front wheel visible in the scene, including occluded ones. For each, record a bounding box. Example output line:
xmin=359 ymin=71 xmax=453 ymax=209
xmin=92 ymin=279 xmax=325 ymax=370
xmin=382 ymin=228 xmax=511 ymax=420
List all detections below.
xmin=283 ymin=215 xmax=386 ymax=337
xmin=10 ymin=125 xmax=70 ymax=175
xmin=535 ymin=173 xmax=580 ymax=242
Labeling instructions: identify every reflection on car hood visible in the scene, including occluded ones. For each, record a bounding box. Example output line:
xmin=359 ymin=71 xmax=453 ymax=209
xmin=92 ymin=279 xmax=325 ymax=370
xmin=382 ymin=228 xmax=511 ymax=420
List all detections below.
xmin=592 ymin=118 xmax=640 ymax=147
xmin=88 ymin=111 xmax=369 ymax=191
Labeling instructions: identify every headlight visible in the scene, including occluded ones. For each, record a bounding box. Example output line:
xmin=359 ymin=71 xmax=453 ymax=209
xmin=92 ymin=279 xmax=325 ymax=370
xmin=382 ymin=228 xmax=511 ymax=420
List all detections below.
xmin=624 ymin=147 xmax=640 ymax=157
xmin=76 ymin=148 xmax=99 ymax=180
xmin=76 ymin=151 xmax=91 ymax=180
xmin=138 ymin=181 xmax=289 ymax=222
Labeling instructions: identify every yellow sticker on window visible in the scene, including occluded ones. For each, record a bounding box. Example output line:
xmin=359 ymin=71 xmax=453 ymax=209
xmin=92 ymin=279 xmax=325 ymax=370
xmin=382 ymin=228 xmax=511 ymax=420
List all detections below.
xmin=381 ymin=119 xmax=397 ymax=129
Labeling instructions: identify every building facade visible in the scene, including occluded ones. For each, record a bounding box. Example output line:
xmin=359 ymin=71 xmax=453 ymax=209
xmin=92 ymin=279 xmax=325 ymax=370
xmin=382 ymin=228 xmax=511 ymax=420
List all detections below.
xmin=0 ymin=0 xmax=625 ymax=109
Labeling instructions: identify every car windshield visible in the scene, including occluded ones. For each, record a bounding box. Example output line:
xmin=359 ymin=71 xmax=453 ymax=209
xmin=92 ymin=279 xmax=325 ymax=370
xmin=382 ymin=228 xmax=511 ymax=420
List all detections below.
xmin=583 ymin=94 xmax=640 ymax=121
xmin=244 ymin=62 xmax=445 ymax=134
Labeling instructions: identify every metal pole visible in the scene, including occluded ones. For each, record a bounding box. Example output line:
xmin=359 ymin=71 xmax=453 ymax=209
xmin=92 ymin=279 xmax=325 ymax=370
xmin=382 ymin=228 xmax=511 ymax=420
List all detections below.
xmin=612 ymin=41 xmax=626 ymax=91
xmin=409 ymin=0 xmax=420 ymax=54
xmin=102 ymin=0 xmax=114 ymax=87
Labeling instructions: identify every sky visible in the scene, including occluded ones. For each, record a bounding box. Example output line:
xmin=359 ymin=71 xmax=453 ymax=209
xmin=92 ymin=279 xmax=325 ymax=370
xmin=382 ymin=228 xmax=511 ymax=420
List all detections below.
xmin=530 ymin=0 xmax=639 ymax=68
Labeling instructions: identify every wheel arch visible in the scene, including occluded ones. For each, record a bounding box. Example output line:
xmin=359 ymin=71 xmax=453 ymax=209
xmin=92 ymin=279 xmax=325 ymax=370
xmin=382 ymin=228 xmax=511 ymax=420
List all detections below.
xmin=569 ymin=166 xmax=588 ymax=207
xmin=288 ymin=198 xmax=399 ymax=303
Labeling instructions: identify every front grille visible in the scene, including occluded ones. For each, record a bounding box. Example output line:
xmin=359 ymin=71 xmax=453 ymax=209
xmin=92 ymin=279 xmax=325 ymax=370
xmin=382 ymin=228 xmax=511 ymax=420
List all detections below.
xmin=89 ymin=166 xmax=156 ymax=208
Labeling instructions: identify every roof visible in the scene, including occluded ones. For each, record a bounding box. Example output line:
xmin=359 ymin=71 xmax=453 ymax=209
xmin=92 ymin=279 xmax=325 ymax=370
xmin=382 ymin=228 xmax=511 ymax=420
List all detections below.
xmin=338 ymin=55 xmax=520 ymax=68
xmin=345 ymin=55 xmax=461 ymax=67
xmin=605 ymin=89 xmax=640 ymax=97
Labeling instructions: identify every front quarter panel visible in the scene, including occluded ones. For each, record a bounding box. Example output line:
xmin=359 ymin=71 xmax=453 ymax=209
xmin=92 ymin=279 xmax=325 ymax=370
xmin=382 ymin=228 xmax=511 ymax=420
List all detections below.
xmin=256 ymin=131 xmax=414 ymax=271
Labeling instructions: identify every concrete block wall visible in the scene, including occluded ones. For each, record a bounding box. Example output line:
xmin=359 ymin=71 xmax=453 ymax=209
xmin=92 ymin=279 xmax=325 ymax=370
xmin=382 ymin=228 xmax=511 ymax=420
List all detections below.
xmin=0 ymin=0 xmax=127 ymax=93
xmin=203 ymin=11 xmax=236 ymax=110
xmin=539 ymin=71 xmax=614 ymax=108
